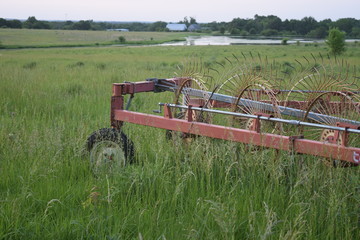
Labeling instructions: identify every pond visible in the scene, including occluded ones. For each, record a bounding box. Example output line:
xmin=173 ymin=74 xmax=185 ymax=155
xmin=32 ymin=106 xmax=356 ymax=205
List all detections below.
xmin=161 ymin=36 xmax=358 ymax=46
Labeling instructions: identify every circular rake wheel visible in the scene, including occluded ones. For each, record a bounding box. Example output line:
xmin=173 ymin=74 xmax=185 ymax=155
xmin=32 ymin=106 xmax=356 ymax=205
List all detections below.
xmin=166 ymin=78 xmax=213 ymax=141
xmin=174 ymin=78 xmax=212 ymax=122
xmin=230 ymin=84 xmax=283 ymax=133
xmin=300 ymin=92 xmax=359 ymax=142
xmin=319 ymin=128 xmax=356 ymax=167
xmin=300 ymin=92 xmax=360 ymax=167
xmin=212 ymin=58 xmax=283 ymax=131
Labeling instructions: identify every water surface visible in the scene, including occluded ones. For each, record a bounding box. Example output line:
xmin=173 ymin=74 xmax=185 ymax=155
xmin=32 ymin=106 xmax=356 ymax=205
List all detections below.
xmin=161 ymin=36 xmax=358 ymax=46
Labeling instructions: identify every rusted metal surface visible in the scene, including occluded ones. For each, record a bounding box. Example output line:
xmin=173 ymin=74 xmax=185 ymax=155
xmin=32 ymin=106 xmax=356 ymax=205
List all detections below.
xmin=113 ymin=109 xmax=359 ymax=164
xmin=109 ymin=78 xmax=360 ymax=166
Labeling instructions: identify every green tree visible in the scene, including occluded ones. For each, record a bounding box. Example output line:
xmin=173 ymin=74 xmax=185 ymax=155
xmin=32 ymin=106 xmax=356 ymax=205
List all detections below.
xmin=334 ymin=18 xmax=357 ymax=35
xmin=219 ymin=27 xmax=225 ymax=34
xmin=180 ymin=17 xmax=189 ymax=27
xmin=179 ymin=16 xmax=197 ymax=27
xmin=23 ymin=16 xmax=38 ymax=28
xmin=148 ymin=21 xmax=167 ymax=31
xmin=8 ymin=19 xmax=22 ymax=28
xmin=264 ymin=15 xmax=282 ymax=31
xmin=0 ymin=18 xmax=7 ymax=27
xmin=326 ymin=28 xmax=346 ymax=55
xmin=72 ymin=20 xmax=92 ymax=30
xmin=23 ymin=16 xmax=50 ymax=29
xmin=118 ymin=36 xmax=126 ymax=43
xmin=351 ymin=27 xmax=360 ymax=38
xmin=306 ymin=26 xmax=327 ymax=38
xmin=298 ymin=16 xmax=317 ymax=35
xmin=189 ymin=17 xmax=197 ymax=25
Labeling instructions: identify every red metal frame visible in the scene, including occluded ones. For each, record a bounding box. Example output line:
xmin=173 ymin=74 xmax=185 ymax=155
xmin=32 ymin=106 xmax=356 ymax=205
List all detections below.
xmin=111 ymin=78 xmax=360 ymax=165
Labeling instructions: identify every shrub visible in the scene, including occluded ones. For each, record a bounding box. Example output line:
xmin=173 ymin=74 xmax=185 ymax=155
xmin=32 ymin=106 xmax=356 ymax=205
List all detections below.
xmin=260 ymin=29 xmax=279 ymax=36
xmin=68 ymin=61 xmax=85 ymax=68
xmin=239 ymin=30 xmax=249 ymax=36
xmin=23 ymin=62 xmax=37 ymax=69
xmin=326 ymin=28 xmax=346 ymax=56
xmin=230 ymin=28 xmax=240 ymax=35
xmin=281 ymin=38 xmax=288 ymax=45
xmin=118 ymin=36 xmax=126 ymax=43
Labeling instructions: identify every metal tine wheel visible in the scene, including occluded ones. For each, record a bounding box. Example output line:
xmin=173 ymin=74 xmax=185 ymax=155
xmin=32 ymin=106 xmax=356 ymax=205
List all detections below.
xmin=213 ymin=53 xmax=283 ymax=133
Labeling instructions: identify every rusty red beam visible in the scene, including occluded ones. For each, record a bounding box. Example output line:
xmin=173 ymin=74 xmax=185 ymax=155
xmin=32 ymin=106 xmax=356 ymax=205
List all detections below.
xmin=112 ymin=78 xmax=185 ymax=96
xmin=114 ymin=109 xmax=360 ymax=165
xmin=113 ymin=81 xmax=155 ymax=96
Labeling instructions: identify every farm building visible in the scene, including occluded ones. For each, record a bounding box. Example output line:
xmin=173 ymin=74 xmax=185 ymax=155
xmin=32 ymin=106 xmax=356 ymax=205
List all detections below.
xmin=188 ymin=24 xmax=201 ymax=32
xmin=166 ymin=24 xmax=187 ymax=31
xmin=106 ymin=28 xmax=129 ymax=32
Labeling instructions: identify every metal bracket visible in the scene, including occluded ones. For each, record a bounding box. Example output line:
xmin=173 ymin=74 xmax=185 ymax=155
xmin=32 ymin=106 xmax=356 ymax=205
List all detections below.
xmin=127 ymin=82 xmax=136 ymax=95
xmin=147 ymin=78 xmax=167 ymax=93
xmin=153 ymin=102 xmax=163 ymax=113
xmin=289 ymin=135 xmax=304 ymax=153
xmin=187 ymin=105 xmax=193 ymax=122
xmin=164 ymin=104 xmax=173 ymax=119
xmin=336 ymin=122 xmax=360 ymax=147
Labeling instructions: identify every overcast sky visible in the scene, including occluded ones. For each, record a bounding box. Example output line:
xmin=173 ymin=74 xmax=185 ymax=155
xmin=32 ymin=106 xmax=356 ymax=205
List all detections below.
xmin=1 ymin=0 xmax=359 ymax=22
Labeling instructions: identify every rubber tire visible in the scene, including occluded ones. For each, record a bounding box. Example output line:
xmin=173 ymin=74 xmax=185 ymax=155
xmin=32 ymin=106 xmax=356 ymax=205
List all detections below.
xmin=87 ymin=128 xmax=135 ymax=166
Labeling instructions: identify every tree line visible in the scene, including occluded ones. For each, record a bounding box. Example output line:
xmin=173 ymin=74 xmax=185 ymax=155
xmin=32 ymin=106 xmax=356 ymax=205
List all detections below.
xmin=0 ymin=17 xmax=167 ymax=31
xmin=205 ymin=15 xmax=360 ymax=38
xmin=1 ymin=15 xmax=360 ymax=38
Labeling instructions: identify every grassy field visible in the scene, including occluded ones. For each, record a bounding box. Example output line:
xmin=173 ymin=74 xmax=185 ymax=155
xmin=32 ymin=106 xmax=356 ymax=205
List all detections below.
xmin=1 ymin=36 xmax=360 ymax=239
xmin=0 ymin=29 xmax=203 ymax=48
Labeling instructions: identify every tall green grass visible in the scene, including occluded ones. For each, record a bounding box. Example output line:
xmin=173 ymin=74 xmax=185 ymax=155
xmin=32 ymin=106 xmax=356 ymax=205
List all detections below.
xmin=1 ymin=45 xmax=359 ymax=239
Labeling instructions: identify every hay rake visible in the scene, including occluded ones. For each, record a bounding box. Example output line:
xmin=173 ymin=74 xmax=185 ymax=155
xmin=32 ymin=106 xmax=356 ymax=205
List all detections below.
xmin=87 ymin=55 xmax=360 ymax=173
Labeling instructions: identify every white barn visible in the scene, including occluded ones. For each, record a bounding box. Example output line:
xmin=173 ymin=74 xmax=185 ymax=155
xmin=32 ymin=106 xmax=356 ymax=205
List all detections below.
xmin=188 ymin=24 xmax=201 ymax=32
xmin=166 ymin=24 xmax=187 ymax=31
xmin=106 ymin=28 xmax=129 ymax=32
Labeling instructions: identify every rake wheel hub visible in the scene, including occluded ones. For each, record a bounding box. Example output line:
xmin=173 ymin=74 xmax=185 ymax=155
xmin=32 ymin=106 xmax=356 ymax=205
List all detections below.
xmin=320 ymin=129 xmax=343 ymax=145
